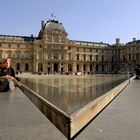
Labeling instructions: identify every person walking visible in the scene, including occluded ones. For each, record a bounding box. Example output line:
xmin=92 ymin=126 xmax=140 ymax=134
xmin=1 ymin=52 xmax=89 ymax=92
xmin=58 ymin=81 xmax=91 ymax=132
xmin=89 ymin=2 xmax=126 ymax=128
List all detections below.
xmin=134 ymin=64 xmax=140 ymax=79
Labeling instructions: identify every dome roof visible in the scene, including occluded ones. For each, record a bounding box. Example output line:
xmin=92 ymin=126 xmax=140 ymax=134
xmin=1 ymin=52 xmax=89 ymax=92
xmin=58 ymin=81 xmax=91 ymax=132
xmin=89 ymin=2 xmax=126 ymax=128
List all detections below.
xmin=44 ymin=20 xmax=65 ymax=32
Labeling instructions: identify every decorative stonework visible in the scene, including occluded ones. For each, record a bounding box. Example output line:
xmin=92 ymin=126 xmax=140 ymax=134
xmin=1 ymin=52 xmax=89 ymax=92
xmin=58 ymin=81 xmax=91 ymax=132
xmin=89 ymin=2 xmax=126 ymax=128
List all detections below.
xmin=0 ymin=19 xmax=139 ymax=74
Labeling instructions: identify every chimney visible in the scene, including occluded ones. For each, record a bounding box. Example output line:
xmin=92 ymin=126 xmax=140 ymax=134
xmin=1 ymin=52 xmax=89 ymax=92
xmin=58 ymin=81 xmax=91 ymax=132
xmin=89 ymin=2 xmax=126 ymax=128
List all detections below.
xmin=31 ymin=34 xmax=34 ymax=41
xmin=133 ymin=37 xmax=136 ymax=42
xmin=116 ymin=38 xmax=120 ymax=45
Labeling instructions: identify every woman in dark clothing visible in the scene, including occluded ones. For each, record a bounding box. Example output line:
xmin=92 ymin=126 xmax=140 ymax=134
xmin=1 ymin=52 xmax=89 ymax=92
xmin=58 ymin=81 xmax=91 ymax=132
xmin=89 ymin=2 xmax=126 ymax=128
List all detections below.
xmin=0 ymin=58 xmax=21 ymax=91
xmin=3 ymin=58 xmax=20 ymax=81
xmin=2 ymin=58 xmax=15 ymax=77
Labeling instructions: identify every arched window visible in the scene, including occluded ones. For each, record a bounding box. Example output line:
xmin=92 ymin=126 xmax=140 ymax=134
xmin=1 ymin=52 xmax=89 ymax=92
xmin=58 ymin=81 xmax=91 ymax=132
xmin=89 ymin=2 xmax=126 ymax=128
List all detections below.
xmin=83 ymin=64 xmax=86 ymax=71
xmin=17 ymin=63 xmax=20 ymax=71
xmin=96 ymin=65 xmax=99 ymax=71
xmin=77 ymin=64 xmax=79 ymax=71
xmin=25 ymin=63 xmax=29 ymax=71
xmin=90 ymin=65 xmax=92 ymax=72
xmin=77 ymin=54 xmax=79 ymax=61
xmin=68 ymin=64 xmax=72 ymax=72
xmin=54 ymin=63 xmax=58 ymax=72
xmin=38 ymin=63 xmax=43 ymax=72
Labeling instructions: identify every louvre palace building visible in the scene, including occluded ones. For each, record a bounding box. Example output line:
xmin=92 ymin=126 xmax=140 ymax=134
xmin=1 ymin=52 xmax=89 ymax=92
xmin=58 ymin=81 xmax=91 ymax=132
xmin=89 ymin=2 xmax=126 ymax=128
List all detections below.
xmin=0 ymin=18 xmax=139 ymax=74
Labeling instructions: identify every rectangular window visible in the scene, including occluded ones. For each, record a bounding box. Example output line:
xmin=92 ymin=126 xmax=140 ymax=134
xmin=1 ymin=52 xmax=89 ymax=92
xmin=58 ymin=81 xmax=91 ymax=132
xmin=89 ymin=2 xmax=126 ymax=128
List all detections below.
xmin=8 ymin=44 xmax=11 ymax=48
xmin=60 ymin=36 xmax=65 ymax=43
xmin=96 ymin=55 xmax=98 ymax=61
xmin=84 ymin=55 xmax=86 ymax=61
xmin=102 ymin=65 xmax=104 ymax=71
xmin=17 ymin=51 xmax=20 ymax=58
xmin=77 ymin=65 xmax=79 ymax=71
xmin=53 ymin=53 xmax=58 ymax=59
xmin=85 ymin=49 xmax=90 ymax=52
xmin=53 ymin=36 xmax=59 ymax=42
xmin=96 ymin=65 xmax=98 ymax=71
xmin=47 ymin=36 xmax=52 ymax=42
xmin=90 ymin=55 xmax=92 ymax=61
xmin=77 ymin=55 xmax=79 ymax=60
xmin=102 ymin=56 xmax=104 ymax=61
xmin=112 ymin=56 xmax=114 ymax=62
xmin=61 ymin=54 xmax=64 ymax=59
xmin=136 ymin=54 xmax=139 ymax=60
xmin=129 ymin=55 xmax=131 ymax=61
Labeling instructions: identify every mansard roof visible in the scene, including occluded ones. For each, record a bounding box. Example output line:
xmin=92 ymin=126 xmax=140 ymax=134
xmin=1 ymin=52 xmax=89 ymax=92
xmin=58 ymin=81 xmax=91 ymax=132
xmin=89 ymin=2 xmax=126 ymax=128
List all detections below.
xmin=127 ymin=40 xmax=140 ymax=45
xmin=69 ymin=40 xmax=110 ymax=47
xmin=0 ymin=34 xmax=36 ymax=42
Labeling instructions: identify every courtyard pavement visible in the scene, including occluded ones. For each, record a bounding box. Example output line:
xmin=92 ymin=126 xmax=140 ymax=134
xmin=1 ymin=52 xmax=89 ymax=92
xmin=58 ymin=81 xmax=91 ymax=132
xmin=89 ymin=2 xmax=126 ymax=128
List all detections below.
xmin=0 ymin=75 xmax=140 ymax=140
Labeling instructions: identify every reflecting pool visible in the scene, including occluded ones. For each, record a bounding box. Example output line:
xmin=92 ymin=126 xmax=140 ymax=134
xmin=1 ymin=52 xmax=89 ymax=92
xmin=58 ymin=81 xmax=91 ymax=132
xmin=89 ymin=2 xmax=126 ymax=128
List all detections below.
xmin=20 ymin=74 xmax=129 ymax=114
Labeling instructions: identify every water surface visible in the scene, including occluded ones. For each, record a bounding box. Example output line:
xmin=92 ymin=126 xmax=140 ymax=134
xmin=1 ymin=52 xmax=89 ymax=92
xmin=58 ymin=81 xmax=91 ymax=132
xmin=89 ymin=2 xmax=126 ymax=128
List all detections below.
xmin=21 ymin=74 xmax=128 ymax=114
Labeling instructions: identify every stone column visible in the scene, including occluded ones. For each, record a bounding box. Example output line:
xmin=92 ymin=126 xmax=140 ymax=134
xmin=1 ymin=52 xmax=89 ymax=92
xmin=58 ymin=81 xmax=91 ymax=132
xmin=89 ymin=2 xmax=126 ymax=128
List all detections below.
xmin=59 ymin=53 xmax=61 ymax=59
xmin=64 ymin=63 xmax=68 ymax=73
xmin=43 ymin=63 xmax=47 ymax=73
xmin=52 ymin=53 xmax=54 ymax=59
xmin=36 ymin=63 xmax=38 ymax=72
xmin=73 ymin=62 xmax=77 ymax=74
xmin=46 ymin=52 xmax=48 ymax=59
xmin=59 ymin=63 xmax=61 ymax=73
xmin=52 ymin=36 xmax=54 ymax=43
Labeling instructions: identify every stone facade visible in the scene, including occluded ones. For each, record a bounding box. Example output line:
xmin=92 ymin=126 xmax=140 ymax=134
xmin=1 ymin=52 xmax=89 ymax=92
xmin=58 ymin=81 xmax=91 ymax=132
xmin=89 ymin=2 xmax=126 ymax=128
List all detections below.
xmin=0 ymin=19 xmax=139 ymax=74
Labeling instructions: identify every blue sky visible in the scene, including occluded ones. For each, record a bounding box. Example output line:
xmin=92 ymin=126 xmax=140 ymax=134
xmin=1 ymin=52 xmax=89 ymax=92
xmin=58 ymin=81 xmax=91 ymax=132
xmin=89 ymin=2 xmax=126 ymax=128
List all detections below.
xmin=0 ymin=0 xmax=140 ymax=44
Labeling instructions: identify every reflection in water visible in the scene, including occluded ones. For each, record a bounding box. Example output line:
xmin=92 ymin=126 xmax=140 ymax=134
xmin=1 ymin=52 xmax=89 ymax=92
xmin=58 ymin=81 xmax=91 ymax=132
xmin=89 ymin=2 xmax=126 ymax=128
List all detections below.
xmin=21 ymin=74 xmax=128 ymax=114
